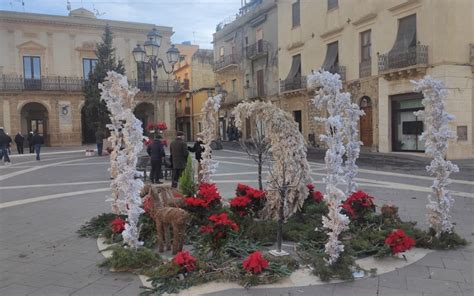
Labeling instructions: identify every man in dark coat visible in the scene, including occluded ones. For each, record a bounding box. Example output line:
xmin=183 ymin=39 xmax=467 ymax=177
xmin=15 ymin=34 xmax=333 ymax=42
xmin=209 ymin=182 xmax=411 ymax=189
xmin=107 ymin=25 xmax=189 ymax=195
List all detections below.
xmin=31 ymin=131 xmax=44 ymax=161
xmin=14 ymin=132 xmax=25 ymax=154
xmin=147 ymin=135 xmax=166 ymax=184
xmin=170 ymin=131 xmax=189 ymax=188
xmin=27 ymin=131 xmax=34 ymax=153
xmin=95 ymin=128 xmax=105 ymax=156
xmin=0 ymin=128 xmax=11 ymax=164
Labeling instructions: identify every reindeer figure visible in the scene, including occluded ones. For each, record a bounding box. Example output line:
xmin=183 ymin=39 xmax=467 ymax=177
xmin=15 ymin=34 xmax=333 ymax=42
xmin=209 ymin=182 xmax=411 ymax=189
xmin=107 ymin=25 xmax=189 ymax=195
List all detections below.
xmin=140 ymin=184 xmax=184 ymax=208
xmin=141 ymin=184 xmax=189 ymax=254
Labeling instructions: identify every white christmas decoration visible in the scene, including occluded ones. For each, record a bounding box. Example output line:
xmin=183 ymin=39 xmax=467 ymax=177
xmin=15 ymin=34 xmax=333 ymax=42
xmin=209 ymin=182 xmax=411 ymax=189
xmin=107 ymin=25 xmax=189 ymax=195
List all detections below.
xmin=308 ymin=70 xmax=364 ymax=264
xmin=411 ymin=76 xmax=459 ymax=237
xmin=200 ymin=94 xmax=222 ymax=183
xmin=232 ymin=101 xmax=311 ymax=220
xmin=99 ymin=71 xmax=145 ymax=249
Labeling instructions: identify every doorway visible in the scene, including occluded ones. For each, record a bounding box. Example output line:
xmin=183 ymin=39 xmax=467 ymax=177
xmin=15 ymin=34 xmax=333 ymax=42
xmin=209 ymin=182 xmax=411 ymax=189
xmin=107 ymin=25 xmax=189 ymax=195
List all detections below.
xmin=359 ymin=96 xmax=373 ymax=147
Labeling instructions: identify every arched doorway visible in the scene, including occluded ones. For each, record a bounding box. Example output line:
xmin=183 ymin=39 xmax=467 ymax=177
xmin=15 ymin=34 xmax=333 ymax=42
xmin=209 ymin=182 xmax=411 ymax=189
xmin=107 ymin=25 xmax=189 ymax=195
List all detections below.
xmin=20 ymin=102 xmax=49 ymax=146
xmin=134 ymin=102 xmax=155 ymax=135
xmin=359 ymin=96 xmax=373 ymax=147
xmin=81 ymin=105 xmax=96 ymax=144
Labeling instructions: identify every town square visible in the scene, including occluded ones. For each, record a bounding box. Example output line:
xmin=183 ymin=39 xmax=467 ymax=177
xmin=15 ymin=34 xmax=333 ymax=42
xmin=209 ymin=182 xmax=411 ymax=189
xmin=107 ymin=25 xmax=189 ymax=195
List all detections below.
xmin=0 ymin=0 xmax=473 ymax=295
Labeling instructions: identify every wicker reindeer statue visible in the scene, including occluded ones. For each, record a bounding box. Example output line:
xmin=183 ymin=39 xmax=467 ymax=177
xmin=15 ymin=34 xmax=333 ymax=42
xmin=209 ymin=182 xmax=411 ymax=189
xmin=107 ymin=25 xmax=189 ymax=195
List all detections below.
xmin=141 ymin=184 xmax=189 ymax=254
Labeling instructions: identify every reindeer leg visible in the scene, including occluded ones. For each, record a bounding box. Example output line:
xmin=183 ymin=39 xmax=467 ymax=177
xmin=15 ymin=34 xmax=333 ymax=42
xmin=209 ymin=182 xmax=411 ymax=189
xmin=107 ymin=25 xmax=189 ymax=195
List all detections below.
xmin=155 ymin=219 xmax=164 ymax=253
xmin=165 ymin=223 xmax=172 ymax=252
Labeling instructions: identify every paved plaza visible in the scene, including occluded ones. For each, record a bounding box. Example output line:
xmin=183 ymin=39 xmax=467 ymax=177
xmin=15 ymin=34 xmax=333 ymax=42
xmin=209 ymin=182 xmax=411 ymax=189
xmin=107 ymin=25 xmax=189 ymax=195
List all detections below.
xmin=0 ymin=147 xmax=472 ymax=296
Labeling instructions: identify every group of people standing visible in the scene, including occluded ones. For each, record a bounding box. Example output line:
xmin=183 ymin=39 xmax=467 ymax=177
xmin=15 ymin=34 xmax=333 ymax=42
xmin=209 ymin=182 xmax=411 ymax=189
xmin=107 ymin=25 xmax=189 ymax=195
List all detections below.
xmin=0 ymin=127 xmax=44 ymax=164
xmin=146 ymin=131 xmax=204 ymax=187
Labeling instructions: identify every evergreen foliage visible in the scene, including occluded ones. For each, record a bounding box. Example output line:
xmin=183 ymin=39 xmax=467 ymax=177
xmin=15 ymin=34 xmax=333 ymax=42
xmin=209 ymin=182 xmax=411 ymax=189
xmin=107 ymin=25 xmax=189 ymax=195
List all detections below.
xmin=84 ymin=25 xmax=125 ymax=133
xmin=99 ymin=245 xmax=161 ymax=272
xmin=178 ymin=155 xmax=196 ymax=196
xmin=77 ymin=213 xmax=123 ymax=238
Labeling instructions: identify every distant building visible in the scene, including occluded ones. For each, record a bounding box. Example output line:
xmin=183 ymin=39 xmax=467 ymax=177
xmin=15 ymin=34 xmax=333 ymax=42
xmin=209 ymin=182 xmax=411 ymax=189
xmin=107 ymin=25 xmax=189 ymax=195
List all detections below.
xmin=277 ymin=0 xmax=473 ymax=159
xmin=213 ymin=0 xmax=279 ymax=140
xmin=174 ymin=44 xmax=215 ymax=141
xmin=0 ymin=8 xmax=179 ymax=146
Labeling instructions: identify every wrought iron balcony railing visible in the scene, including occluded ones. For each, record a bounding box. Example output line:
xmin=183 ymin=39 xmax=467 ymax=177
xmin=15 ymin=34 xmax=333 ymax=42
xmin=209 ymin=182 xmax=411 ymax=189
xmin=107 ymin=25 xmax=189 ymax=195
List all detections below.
xmin=280 ymin=76 xmax=307 ymax=93
xmin=378 ymin=43 xmax=428 ymax=73
xmin=323 ymin=65 xmax=346 ymax=81
xmin=0 ymin=75 xmax=180 ymax=93
xmin=214 ymin=54 xmax=240 ymax=71
xmin=246 ymin=40 xmax=269 ymax=60
xmin=245 ymin=85 xmax=265 ymax=99
xmin=359 ymin=59 xmax=372 ymax=78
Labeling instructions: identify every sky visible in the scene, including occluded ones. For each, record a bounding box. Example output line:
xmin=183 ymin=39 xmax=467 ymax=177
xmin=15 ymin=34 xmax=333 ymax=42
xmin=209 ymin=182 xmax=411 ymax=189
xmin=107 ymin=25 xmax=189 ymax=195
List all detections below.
xmin=1 ymin=0 xmax=244 ymax=49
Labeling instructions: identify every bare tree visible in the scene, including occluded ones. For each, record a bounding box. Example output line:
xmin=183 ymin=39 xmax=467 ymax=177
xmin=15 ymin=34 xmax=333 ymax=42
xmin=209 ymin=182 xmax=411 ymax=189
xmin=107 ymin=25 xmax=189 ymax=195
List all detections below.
xmin=239 ymin=118 xmax=271 ymax=190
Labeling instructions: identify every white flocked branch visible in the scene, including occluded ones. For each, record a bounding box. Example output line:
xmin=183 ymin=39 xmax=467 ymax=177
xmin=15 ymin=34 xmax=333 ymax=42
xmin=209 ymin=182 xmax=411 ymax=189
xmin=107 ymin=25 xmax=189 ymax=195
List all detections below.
xmin=307 ymin=70 xmax=364 ymax=264
xmin=200 ymin=94 xmax=222 ymax=183
xmin=99 ymin=71 xmax=145 ymax=249
xmin=232 ymin=101 xmax=311 ymax=255
xmin=411 ymin=76 xmax=459 ymax=237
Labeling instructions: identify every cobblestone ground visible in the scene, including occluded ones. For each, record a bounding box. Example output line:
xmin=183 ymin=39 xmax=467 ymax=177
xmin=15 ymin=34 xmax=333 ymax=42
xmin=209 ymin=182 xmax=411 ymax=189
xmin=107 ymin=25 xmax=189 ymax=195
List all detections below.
xmin=0 ymin=146 xmax=472 ymax=296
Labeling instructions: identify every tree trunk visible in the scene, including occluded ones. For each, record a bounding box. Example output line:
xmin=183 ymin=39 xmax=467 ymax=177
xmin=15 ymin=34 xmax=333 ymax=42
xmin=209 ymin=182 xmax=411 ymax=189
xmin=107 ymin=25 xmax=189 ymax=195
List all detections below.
xmin=276 ymin=189 xmax=285 ymax=252
xmin=258 ymin=154 xmax=263 ymax=190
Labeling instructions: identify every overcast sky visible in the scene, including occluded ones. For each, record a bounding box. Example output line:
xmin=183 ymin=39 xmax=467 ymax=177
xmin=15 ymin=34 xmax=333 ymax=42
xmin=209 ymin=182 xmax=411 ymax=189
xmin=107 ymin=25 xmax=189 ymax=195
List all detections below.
xmin=1 ymin=0 xmax=244 ymax=49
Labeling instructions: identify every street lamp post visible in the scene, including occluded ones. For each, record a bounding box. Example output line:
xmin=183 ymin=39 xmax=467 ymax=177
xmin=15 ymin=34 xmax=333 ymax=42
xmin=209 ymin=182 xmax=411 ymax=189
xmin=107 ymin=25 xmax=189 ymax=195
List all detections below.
xmin=132 ymin=27 xmax=180 ymax=122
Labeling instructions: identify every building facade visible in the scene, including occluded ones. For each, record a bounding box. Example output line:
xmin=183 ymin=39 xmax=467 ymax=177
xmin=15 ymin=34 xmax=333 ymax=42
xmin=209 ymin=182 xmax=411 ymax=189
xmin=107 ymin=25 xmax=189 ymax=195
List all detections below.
xmin=174 ymin=44 xmax=215 ymax=141
xmin=277 ymin=0 xmax=473 ymax=159
xmin=213 ymin=0 xmax=279 ymax=140
xmin=0 ymin=8 xmax=179 ymax=147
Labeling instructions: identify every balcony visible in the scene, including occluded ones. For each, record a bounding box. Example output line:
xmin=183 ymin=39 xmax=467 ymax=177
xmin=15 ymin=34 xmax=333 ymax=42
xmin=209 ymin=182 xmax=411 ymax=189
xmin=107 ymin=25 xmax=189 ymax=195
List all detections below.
xmin=221 ymin=92 xmax=241 ymax=106
xmin=280 ymin=76 xmax=307 ymax=93
xmin=246 ymin=40 xmax=269 ymax=60
xmin=214 ymin=54 xmax=240 ymax=72
xmin=359 ymin=59 xmax=372 ymax=78
xmin=378 ymin=43 xmax=428 ymax=80
xmin=245 ymin=85 xmax=265 ymax=99
xmin=324 ymin=65 xmax=346 ymax=81
xmin=0 ymin=75 xmax=180 ymax=93
xmin=182 ymin=79 xmax=190 ymax=91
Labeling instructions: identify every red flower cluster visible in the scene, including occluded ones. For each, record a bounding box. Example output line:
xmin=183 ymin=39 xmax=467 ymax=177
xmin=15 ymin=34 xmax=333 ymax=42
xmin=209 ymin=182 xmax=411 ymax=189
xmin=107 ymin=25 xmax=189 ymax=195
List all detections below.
xmin=229 ymin=184 xmax=266 ymax=216
xmin=306 ymin=183 xmax=324 ymax=203
xmin=385 ymin=229 xmax=416 ymax=255
xmin=341 ymin=190 xmax=375 ymax=220
xmin=111 ymin=217 xmax=126 ymax=234
xmin=242 ymin=251 xmax=269 ymax=274
xmin=172 ymin=251 xmax=197 ymax=272
xmin=199 ymin=213 xmax=238 ymax=242
xmin=184 ymin=183 xmax=222 ymax=209
xmin=143 ymin=138 xmax=152 ymax=146
xmin=146 ymin=122 xmax=168 ymax=131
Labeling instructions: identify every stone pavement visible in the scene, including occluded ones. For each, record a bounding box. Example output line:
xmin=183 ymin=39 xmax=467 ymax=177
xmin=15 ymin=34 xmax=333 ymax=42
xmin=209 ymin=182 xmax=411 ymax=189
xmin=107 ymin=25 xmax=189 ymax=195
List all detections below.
xmin=0 ymin=147 xmax=472 ymax=296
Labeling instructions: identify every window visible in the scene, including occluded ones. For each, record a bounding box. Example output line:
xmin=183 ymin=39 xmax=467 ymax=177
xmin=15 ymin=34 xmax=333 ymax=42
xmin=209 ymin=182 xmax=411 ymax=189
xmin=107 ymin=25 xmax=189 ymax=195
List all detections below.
xmin=245 ymin=36 xmax=249 ymax=45
xmin=231 ymin=79 xmax=237 ymax=93
xmin=293 ymin=111 xmax=302 ymax=132
xmin=360 ymin=30 xmax=371 ymax=61
xmin=219 ymin=47 xmax=225 ymax=58
xmin=328 ymin=0 xmax=338 ymax=10
xmin=292 ymin=0 xmax=300 ymax=28
xmin=137 ymin=61 xmax=151 ymax=91
xmin=322 ymin=41 xmax=339 ymax=71
xmin=256 ymin=69 xmax=264 ymax=96
xmin=23 ymin=56 xmax=41 ymax=79
xmin=83 ymin=58 xmax=98 ymax=80
xmin=245 ymin=74 xmax=250 ymax=88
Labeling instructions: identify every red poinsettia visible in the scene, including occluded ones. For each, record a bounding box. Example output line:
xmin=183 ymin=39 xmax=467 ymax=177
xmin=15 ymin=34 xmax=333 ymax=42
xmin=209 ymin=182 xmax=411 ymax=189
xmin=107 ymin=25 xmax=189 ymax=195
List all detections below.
xmin=143 ymin=138 xmax=152 ymax=146
xmin=172 ymin=251 xmax=197 ymax=272
xmin=230 ymin=184 xmax=266 ymax=217
xmin=306 ymin=184 xmax=315 ymax=191
xmin=111 ymin=217 xmax=126 ymax=234
xmin=306 ymin=183 xmax=324 ymax=203
xmin=209 ymin=213 xmax=239 ymax=231
xmin=230 ymin=196 xmax=252 ymax=208
xmin=156 ymin=122 xmax=168 ymax=130
xmin=341 ymin=190 xmax=375 ymax=220
xmin=242 ymin=251 xmax=269 ymax=274
xmin=385 ymin=229 xmax=416 ymax=255
xmin=184 ymin=183 xmax=221 ymax=209
xmin=200 ymin=213 xmax=239 ymax=245
xmin=236 ymin=183 xmax=251 ymax=196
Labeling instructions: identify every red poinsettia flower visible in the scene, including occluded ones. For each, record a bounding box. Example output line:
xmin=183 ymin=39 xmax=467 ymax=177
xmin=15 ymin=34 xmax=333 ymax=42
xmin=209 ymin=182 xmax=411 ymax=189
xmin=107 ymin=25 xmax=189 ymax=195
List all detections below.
xmin=341 ymin=190 xmax=375 ymax=219
xmin=172 ymin=251 xmax=197 ymax=272
xmin=209 ymin=213 xmax=239 ymax=231
xmin=111 ymin=217 xmax=126 ymax=234
xmin=385 ymin=229 xmax=416 ymax=255
xmin=185 ymin=197 xmax=208 ymax=208
xmin=156 ymin=122 xmax=168 ymax=130
xmin=199 ymin=225 xmax=214 ymax=234
xmin=306 ymin=184 xmax=315 ymax=191
xmin=246 ymin=188 xmax=266 ymax=199
xmin=242 ymin=251 xmax=269 ymax=274
xmin=230 ymin=196 xmax=252 ymax=208
xmin=236 ymin=183 xmax=250 ymax=195
xmin=311 ymin=191 xmax=324 ymax=203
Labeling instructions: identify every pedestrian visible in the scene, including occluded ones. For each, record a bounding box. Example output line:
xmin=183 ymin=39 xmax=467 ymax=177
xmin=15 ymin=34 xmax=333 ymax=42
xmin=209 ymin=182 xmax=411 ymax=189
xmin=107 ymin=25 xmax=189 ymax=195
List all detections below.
xmin=95 ymin=128 xmax=105 ymax=156
xmin=32 ymin=130 xmax=44 ymax=161
xmin=27 ymin=131 xmax=34 ymax=153
xmin=0 ymin=127 xmax=11 ymax=165
xmin=6 ymin=133 xmax=12 ymax=155
xmin=188 ymin=133 xmax=204 ymax=182
xmin=169 ymin=131 xmax=189 ymax=188
xmin=147 ymin=134 xmax=166 ymax=184
xmin=14 ymin=132 xmax=25 ymax=154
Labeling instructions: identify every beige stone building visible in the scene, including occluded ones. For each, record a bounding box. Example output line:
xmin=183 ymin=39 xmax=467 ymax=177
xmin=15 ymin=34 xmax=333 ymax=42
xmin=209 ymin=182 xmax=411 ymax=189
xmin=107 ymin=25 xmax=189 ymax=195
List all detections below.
xmin=277 ymin=0 xmax=473 ymax=159
xmin=213 ymin=0 xmax=279 ymax=140
xmin=0 ymin=8 xmax=179 ymax=146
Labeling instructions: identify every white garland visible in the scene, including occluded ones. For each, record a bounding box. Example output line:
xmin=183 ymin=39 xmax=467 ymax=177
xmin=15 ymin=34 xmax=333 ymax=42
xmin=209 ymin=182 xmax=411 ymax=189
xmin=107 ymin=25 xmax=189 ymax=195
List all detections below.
xmin=200 ymin=94 xmax=222 ymax=183
xmin=99 ymin=71 xmax=145 ymax=249
xmin=308 ymin=70 xmax=363 ymax=264
xmin=411 ymin=76 xmax=459 ymax=236
xmin=232 ymin=101 xmax=311 ymax=220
